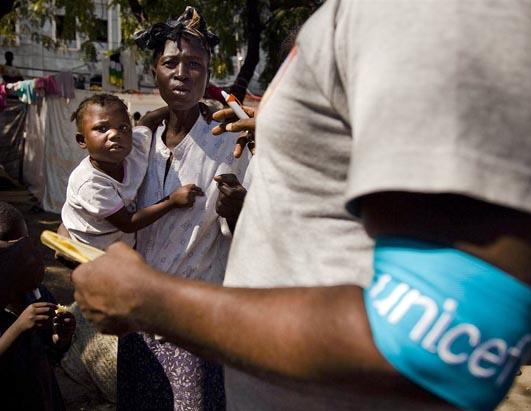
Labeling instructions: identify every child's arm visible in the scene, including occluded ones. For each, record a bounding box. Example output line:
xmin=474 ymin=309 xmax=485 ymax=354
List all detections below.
xmin=0 ymin=302 xmax=55 ymax=356
xmin=106 ymin=184 xmax=204 ymax=233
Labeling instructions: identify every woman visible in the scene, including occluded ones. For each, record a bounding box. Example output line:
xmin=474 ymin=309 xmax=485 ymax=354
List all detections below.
xmin=117 ymin=7 xmax=250 ymax=410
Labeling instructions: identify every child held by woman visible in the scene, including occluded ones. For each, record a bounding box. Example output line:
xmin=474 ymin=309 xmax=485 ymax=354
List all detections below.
xmin=62 ymin=94 xmax=204 ymax=250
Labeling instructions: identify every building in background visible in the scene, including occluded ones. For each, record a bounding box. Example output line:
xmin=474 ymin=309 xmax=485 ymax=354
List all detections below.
xmin=0 ymin=0 xmax=152 ymax=92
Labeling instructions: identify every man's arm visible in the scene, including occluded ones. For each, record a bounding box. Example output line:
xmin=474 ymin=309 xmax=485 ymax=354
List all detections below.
xmin=71 ymin=243 xmax=446 ymax=401
xmin=71 ymin=244 xmax=388 ymax=380
xmin=135 ymin=269 xmax=388 ymax=382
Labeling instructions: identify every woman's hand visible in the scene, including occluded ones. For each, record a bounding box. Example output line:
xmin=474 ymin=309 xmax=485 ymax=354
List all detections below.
xmin=212 ymin=106 xmax=256 ymax=158
xmin=214 ymin=174 xmax=247 ymax=233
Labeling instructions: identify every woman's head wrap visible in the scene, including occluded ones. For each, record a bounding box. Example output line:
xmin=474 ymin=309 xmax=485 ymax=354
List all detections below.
xmin=133 ymin=6 xmax=219 ymax=55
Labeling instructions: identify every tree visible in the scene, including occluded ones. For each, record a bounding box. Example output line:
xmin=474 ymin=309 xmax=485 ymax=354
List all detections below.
xmin=0 ymin=0 xmax=322 ymax=99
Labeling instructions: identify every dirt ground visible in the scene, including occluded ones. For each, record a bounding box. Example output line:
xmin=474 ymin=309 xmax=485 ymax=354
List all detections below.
xmin=6 ymin=201 xmax=531 ymax=410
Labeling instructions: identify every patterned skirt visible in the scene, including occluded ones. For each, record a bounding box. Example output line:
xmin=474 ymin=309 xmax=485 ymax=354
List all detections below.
xmin=117 ymin=332 xmax=225 ymax=410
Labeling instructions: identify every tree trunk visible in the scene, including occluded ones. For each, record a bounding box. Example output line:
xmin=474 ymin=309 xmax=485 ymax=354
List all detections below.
xmin=126 ymin=0 xmax=148 ymax=24
xmin=229 ymin=0 xmax=263 ymax=102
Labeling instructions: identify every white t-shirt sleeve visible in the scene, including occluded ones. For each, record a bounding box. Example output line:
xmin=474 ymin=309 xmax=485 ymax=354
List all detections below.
xmin=131 ymin=126 xmax=152 ymax=164
xmin=337 ymin=0 xmax=531 ymax=216
xmin=73 ymin=181 xmax=124 ymax=218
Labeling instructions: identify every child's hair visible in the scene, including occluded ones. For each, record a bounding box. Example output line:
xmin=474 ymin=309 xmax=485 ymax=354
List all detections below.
xmin=0 ymin=201 xmax=25 ymax=241
xmin=70 ymin=93 xmax=129 ymax=132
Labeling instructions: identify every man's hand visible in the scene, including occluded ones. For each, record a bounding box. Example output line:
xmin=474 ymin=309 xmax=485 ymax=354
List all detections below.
xmin=212 ymin=106 xmax=256 ymax=158
xmin=71 ymin=242 xmax=159 ymax=336
xmin=138 ymin=107 xmax=170 ymax=133
xmin=214 ymin=174 xmax=246 ymax=232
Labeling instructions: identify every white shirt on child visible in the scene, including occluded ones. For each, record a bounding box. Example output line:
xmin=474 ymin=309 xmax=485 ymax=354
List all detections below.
xmin=61 ymin=126 xmax=152 ymax=250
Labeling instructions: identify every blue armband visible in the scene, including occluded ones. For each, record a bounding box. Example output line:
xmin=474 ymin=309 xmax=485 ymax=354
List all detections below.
xmin=364 ymin=237 xmax=531 ymax=411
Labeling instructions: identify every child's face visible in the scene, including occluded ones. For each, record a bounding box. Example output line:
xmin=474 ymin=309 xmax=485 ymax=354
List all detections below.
xmin=152 ymin=37 xmax=209 ymax=112
xmin=77 ymin=103 xmax=133 ymax=164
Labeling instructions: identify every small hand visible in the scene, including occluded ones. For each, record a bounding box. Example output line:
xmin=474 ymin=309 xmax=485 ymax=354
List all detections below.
xmin=212 ymin=106 xmax=256 ymax=158
xmin=169 ymin=184 xmax=205 ymax=208
xmin=52 ymin=311 xmax=76 ymax=347
xmin=138 ymin=107 xmax=170 ymax=133
xmin=214 ymin=174 xmax=246 ymax=227
xmin=14 ymin=302 xmax=55 ymax=333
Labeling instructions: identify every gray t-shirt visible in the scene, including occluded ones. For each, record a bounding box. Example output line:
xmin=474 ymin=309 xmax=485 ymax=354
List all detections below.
xmin=223 ymin=0 xmax=531 ymax=409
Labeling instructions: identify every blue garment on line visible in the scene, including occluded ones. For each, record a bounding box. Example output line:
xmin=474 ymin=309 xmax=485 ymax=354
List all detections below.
xmin=14 ymin=79 xmax=37 ymax=104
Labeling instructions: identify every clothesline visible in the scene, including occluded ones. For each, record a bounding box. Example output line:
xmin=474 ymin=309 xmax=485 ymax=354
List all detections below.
xmin=0 ymin=71 xmax=75 ymax=109
xmin=11 ymin=65 xmax=89 ymax=77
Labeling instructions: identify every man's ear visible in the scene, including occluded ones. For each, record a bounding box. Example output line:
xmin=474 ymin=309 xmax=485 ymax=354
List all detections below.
xmin=75 ymin=132 xmax=87 ymax=149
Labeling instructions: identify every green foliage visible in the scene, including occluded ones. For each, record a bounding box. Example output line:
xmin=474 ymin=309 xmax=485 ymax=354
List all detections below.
xmin=0 ymin=0 xmax=322 ymax=89
xmin=111 ymin=0 xmax=246 ymax=78
xmin=0 ymin=0 xmax=98 ymax=49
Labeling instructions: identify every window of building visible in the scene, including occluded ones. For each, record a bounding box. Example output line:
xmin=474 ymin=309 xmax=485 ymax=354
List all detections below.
xmin=94 ymin=19 xmax=108 ymax=43
xmin=52 ymin=13 xmax=80 ymax=50
xmin=55 ymin=15 xmax=76 ymax=41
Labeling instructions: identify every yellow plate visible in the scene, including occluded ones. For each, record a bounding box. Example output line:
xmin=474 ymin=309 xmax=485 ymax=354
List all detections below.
xmin=40 ymin=230 xmax=105 ymax=263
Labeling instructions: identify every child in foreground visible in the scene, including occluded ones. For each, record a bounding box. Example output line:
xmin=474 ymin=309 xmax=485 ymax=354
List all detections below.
xmin=62 ymin=94 xmax=204 ymax=250
xmin=0 ymin=201 xmax=75 ymax=411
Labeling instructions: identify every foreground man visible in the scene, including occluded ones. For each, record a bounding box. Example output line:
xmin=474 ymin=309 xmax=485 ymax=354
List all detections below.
xmin=72 ymin=1 xmax=531 ymax=410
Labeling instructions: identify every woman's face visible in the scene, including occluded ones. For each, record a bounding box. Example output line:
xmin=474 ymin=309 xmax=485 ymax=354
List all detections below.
xmin=153 ymin=37 xmax=209 ymax=111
